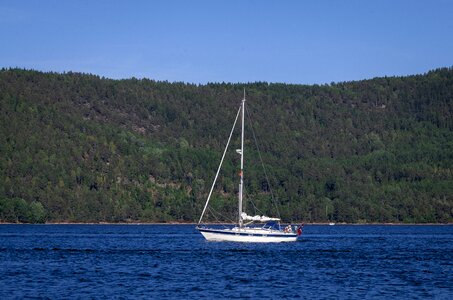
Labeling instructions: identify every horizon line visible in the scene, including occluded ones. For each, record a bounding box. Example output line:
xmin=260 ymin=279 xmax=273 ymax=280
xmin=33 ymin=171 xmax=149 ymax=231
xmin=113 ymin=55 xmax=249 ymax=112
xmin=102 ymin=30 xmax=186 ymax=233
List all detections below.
xmin=2 ymin=65 xmax=452 ymax=87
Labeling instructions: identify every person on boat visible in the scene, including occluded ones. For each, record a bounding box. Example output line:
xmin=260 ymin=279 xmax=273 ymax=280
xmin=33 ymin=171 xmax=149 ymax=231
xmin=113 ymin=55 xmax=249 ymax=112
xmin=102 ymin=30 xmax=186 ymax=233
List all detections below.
xmin=285 ymin=225 xmax=292 ymax=233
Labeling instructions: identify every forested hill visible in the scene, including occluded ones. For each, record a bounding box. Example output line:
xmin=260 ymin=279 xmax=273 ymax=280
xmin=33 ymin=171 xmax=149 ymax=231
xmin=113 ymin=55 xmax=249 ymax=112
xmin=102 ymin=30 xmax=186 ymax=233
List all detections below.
xmin=0 ymin=68 xmax=452 ymax=223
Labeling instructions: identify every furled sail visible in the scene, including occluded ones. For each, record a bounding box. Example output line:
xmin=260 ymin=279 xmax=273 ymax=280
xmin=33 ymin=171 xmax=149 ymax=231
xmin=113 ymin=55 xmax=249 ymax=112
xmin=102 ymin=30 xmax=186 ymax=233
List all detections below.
xmin=241 ymin=212 xmax=280 ymax=222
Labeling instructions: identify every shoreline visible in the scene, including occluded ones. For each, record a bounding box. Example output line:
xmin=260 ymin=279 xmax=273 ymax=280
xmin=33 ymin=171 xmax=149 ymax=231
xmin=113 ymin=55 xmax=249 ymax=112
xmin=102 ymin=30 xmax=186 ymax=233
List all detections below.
xmin=0 ymin=221 xmax=451 ymax=225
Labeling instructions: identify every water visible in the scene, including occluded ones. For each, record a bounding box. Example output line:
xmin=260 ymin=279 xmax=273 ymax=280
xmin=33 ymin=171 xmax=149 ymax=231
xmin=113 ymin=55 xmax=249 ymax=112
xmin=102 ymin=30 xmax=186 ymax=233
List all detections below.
xmin=0 ymin=225 xmax=452 ymax=299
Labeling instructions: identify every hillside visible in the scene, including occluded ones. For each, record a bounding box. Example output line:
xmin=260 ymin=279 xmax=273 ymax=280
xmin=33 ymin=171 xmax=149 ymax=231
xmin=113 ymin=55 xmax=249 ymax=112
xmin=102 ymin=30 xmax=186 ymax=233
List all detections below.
xmin=0 ymin=68 xmax=452 ymax=223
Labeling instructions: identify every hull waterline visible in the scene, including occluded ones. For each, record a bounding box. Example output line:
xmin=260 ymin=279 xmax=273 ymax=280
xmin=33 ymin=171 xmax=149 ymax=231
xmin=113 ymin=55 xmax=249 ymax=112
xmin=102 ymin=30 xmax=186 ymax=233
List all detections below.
xmin=197 ymin=227 xmax=298 ymax=243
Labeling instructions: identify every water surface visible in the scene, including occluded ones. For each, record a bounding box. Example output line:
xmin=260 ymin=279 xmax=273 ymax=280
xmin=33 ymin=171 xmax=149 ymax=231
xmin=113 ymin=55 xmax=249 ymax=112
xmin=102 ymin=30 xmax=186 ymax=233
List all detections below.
xmin=0 ymin=224 xmax=452 ymax=299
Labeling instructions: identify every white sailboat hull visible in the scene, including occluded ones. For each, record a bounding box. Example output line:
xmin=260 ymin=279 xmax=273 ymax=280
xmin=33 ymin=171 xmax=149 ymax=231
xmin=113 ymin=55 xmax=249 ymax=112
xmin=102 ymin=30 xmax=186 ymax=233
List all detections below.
xmin=198 ymin=227 xmax=298 ymax=243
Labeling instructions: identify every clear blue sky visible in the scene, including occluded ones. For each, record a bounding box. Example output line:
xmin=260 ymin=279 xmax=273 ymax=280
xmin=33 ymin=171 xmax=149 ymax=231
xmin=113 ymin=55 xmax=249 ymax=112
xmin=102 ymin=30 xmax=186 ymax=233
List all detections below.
xmin=1 ymin=0 xmax=452 ymax=84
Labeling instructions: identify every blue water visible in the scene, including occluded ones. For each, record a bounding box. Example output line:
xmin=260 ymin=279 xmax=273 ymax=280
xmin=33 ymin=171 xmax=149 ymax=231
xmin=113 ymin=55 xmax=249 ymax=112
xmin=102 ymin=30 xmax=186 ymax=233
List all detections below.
xmin=0 ymin=225 xmax=452 ymax=299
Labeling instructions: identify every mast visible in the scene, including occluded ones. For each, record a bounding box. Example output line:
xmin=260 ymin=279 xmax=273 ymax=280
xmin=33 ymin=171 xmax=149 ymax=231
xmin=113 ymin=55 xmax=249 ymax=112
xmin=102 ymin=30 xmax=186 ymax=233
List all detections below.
xmin=239 ymin=89 xmax=245 ymax=228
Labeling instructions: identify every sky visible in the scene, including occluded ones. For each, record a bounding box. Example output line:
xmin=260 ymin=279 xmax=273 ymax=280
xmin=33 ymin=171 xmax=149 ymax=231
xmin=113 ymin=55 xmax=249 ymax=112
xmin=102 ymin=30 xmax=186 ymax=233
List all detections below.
xmin=1 ymin=0 xmax=453 ymax=84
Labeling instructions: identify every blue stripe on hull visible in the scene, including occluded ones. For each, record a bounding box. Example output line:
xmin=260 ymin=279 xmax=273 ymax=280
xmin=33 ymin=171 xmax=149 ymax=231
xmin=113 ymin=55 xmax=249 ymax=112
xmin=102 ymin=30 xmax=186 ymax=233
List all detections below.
xmin=197 ymin=227 xmax=297 ymax=238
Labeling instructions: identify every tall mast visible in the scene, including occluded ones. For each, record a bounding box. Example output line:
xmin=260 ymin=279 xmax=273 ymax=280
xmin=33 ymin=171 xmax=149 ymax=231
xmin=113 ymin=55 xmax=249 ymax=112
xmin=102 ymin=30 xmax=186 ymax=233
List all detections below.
xmin=239 ymin=89 xmax=245 ymax=228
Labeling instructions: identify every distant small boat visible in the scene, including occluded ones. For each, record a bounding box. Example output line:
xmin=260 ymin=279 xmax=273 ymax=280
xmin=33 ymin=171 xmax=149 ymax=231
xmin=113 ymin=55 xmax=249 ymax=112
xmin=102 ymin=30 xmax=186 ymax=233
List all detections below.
xmin=196 ymin=91 xmax=303 ymax=242
xmin=329 ymin=222 xmax=335 ymax=226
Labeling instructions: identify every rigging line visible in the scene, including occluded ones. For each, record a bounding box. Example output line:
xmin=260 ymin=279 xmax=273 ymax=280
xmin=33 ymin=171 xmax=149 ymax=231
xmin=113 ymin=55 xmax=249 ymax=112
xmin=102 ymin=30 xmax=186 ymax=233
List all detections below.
xmin=207 ymin=203 xmax=235 ymax=224
xmin=243 ymin=186 xmax=265 ymax=216
xmin=206 ymin=207 xmax=223 ymax=227
xmin=206 ymin=206 xmax=218 ymax=222
xmin=211 ymin=206 xmax=235 ymax=226
xmin=198 ymin=105 xmax=242 ymax=225
xmin=245 ymin=105 xmax=281 ymax=220
xmin=207 ymin=206 xmax=235 ymax=228
xmin=207 ymin=207 xmax=232 ymax=228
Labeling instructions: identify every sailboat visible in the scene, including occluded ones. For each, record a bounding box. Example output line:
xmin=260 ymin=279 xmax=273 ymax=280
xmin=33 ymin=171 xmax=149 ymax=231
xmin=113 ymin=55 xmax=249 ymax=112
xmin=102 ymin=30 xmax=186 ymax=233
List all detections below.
xmin=196 ymin=91 xmax=303 ymax=242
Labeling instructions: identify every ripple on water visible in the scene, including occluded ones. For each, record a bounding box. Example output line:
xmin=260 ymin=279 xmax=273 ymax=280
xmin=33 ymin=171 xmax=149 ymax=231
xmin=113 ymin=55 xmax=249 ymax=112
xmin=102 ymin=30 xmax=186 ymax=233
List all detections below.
xmin=0 ymin=224 xmax=452 ymax=299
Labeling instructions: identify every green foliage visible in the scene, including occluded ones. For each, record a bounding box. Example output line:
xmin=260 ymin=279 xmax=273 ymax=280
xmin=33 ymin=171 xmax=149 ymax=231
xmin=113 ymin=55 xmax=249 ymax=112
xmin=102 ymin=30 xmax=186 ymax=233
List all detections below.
xmin=0 ymin=197 xmax=46 ymax=223
xmin=0 ymin=67 xmax=452 ymax=223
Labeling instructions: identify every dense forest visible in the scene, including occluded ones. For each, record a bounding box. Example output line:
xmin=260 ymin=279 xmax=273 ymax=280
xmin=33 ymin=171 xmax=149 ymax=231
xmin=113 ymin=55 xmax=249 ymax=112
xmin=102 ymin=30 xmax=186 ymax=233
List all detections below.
xmin=0 ymin=68 xmax=452 ymax=223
